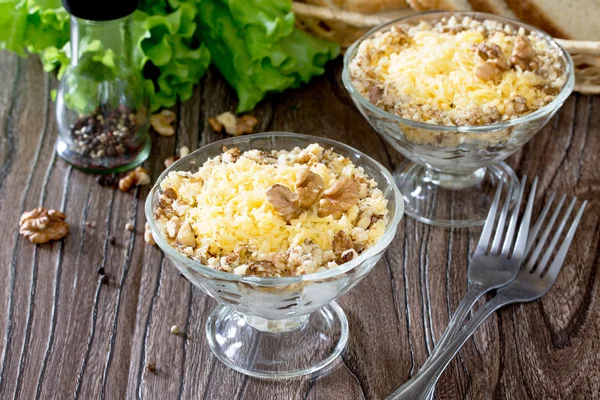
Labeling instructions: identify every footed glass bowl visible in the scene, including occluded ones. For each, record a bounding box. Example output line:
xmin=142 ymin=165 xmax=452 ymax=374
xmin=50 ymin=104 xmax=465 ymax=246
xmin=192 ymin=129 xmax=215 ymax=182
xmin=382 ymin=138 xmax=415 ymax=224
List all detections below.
xmin=145 ymin=132 xmax=403 ymax=379
xmin=342 ymin=11 xmax=574 ymax=227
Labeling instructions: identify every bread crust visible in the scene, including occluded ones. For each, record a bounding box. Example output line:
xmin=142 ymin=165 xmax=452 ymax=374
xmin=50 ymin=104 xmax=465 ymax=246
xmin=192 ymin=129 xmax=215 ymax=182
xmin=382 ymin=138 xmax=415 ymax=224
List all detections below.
xmin=504 ymin=0 xmax=570 ymax=38
xmin=468 ymin=0 xmax=516 ymax=17
xmin=306 ymin=0 xmax=409 ymax=13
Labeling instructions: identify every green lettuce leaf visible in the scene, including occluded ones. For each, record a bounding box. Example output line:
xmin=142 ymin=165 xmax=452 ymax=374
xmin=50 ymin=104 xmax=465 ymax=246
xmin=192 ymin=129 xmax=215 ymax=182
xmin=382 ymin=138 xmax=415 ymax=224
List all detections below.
xmin=197 ymin=0 xmax=339 ymax=112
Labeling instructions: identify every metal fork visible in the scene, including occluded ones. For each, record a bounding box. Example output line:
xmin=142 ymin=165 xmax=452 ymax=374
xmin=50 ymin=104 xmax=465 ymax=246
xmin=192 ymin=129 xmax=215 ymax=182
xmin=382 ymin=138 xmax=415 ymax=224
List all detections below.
xmin=422 ymin=177 xmax=537 ymax=365
xmin=388 ymin=195 xmax=588 ymax=400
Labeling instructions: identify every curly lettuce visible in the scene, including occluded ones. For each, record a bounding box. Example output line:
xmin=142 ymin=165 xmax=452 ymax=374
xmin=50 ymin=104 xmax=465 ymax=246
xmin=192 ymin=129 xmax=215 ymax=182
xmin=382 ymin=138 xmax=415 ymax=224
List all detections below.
xmin=197 ymin=0 xmax=339 ymax=112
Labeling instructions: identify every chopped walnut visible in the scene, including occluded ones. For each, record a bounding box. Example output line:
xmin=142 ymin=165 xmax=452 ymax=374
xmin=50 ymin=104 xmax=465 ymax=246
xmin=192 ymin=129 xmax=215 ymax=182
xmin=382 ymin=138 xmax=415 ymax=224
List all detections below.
xmin=163 ymin=188 xmax=177 ymax=200
xmin=510 ymin=35 xmax=538 ymax=71
xmin=296 ymin=170 xmax=324 ymax=208
xmin=119 ymin=167 xmax=151 ymax=192
xmin=19 ymin=207 xmax=69 ymax=244
xmin=476 ymin=42 xmax=504 ymax=62
xmin=247 ymin=261 xmax=278 ymax=277
xmin=318 ymin=177 xmax=361 ymax=219
xmin=266 ymin=184 xmax=302 ymax=223
xmin=339 ymin=249 xmax=357 ymax=264
xmin=368 ymin=86 xmax=383 ymax=105
xmin=476 ymin=60 xmax=508 ymax=84
xmin=176 ymin=221 xmax=195 ymax=247
xmin=222 ymin=146 xmax=241 ymax=163
xmin=332 ymin=230 xmax=353 ymax=256
xmin=512 ymin=95 xmax=528 ymax=114
xmin=369 ymin=214 xmax=384 ymax=228
xmin=150 ymin=109 xmax=176 ymax=136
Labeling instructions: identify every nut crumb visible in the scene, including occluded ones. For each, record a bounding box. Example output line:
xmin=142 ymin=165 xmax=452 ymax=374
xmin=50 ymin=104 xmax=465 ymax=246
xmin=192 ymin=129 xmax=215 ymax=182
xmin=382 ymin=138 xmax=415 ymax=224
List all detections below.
xmin=164 ymin=155 xmax=179 ymax=168
xmin=19 ymin=208 xmax=69 ymax=244
xmin=125 ymin=222 xmax=134 ymax=232
xmin=179 ymin=146 xmax=190 ymax=158
xmin=144 ymin=222 xmax=156 ymax=245
xmin=85 ymin=221 xmax=95 ymax=229
xmin=146 ymin=361 xmax=156 ymax=373
xmin=170 ymin=325 xmax=180 ymax=335
xmin=150 ymin=110 xmax=176 ymax=136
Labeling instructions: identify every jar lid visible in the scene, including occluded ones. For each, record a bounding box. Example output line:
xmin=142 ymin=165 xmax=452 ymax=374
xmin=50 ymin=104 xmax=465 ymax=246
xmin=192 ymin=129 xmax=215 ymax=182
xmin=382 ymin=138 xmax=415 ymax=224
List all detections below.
xmin=62 ymin=0 xmax=139 ymax=21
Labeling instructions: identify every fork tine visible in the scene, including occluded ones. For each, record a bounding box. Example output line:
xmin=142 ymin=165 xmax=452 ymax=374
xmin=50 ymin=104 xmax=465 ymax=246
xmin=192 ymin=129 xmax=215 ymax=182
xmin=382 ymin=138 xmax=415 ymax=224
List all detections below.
xmin=475 ymin=182 xmax=503 ymax=255
xmin=525 ymin=192 xmax=556 ymax=255
xmin=503 ymin=177 xmax=536 ymax=257
xmin=542 ymin=201 xmax=587 ymax=280
xmin=507 ymin=178 xmax=538 ymax=260
xmin=524 ymin=194 xmax=567 ymax=272
xmin=491 ymin=178 xmax=522 ymax=254
xmin=536 ymin=198 xmax=577 ymax=273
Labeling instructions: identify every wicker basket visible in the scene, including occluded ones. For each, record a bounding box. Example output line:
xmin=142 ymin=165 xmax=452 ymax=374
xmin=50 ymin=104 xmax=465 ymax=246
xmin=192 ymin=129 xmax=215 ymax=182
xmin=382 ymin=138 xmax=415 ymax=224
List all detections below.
xmin=293 ymin=2 xmax=600 ymax=94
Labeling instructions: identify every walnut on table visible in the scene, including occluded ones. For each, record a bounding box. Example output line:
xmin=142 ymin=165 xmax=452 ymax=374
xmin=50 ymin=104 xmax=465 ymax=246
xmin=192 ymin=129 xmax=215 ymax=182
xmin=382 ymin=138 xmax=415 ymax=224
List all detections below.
xmin=208 ymin=112 xmax=258 ymax=136
xmin=150 ymin=109 xmax=176 ymax=136
xmin=119 ymin=167 xmax=151 ymax=192
xmin=19 ymin=207 xmax=69 ymax=244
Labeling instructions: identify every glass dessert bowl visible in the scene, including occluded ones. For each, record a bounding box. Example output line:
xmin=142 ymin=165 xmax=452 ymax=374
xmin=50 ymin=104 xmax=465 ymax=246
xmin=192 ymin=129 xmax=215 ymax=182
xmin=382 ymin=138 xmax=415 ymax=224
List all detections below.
xmin=145 ymin=132 xmax=403 ymax=379
xmin=342 ymin=11 xmax=574 ymax=227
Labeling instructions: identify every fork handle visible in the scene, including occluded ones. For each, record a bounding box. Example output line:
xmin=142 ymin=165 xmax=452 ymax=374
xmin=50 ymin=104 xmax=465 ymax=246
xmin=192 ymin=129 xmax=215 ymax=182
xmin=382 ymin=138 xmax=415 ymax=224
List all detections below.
xmin=387 ymin=295 xmax=510 ymax=400
xmin=424 ymin=284 xmax=487 ymax=365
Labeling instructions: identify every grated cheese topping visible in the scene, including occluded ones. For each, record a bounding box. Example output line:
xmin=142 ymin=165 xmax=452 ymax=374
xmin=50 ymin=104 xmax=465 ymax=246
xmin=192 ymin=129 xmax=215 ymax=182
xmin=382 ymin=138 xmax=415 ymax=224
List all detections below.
xmin=154 ymin=145 xmax=389 ymax=277
xmin=349 ymin=16 xmax=567 ymax=126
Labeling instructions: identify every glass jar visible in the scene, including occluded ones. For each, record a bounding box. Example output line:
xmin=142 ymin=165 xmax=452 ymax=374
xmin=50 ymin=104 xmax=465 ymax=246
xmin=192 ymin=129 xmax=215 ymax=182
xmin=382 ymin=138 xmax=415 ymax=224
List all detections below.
xmin=55 ymin=11 xmax=150 ymax=173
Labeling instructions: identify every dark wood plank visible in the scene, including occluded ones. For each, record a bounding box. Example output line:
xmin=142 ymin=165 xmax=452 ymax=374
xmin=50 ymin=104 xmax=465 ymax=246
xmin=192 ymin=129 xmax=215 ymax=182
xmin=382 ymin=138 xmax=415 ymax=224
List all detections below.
xmin=0 ymin=52 xmax=598 ymax=400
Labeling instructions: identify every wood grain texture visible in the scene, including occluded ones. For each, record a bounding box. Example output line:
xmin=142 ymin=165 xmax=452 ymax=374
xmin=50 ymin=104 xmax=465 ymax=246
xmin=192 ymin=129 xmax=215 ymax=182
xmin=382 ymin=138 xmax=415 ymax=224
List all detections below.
xmin=0 ymin=51 xmax=599 ymax=399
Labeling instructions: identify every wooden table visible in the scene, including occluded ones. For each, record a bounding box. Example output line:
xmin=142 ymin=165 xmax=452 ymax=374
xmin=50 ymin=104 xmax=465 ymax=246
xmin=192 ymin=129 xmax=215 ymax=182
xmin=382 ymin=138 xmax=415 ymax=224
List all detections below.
xmin=1 ymin=51 xmax=599 ymax=400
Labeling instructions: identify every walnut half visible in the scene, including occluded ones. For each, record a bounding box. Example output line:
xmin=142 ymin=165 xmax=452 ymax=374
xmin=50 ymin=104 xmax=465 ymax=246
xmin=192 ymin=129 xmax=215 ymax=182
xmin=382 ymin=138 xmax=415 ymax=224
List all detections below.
xmin=296 ymin=170 xmax=324 ymax=208
xmin=266 ymin=184 xmax=302 ymax=223
xmin=318 ymin=177 xmax=361 ymax=219
xmin=19 ymin=207 xmax=69 ymax=244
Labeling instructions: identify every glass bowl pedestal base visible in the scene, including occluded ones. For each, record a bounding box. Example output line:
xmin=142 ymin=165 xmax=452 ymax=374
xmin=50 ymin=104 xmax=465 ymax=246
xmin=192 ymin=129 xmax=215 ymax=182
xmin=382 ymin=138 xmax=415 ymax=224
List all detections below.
xmin=206 ymin=301 xmax=349 ymax=379
xmin=394 ymin=160 xmax=518 ymax=228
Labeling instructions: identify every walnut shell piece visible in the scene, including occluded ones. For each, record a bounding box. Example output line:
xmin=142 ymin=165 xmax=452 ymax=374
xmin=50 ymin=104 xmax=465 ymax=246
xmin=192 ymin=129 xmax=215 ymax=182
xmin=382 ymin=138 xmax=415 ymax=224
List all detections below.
xmin=317 ymin=177 xmax=361 ymax=219
xmin=19 ymin=207 xmax=69 ymax=244
xmin=266 ymin=184 xmax=302 ymax=223
xmin=296 ymin=170 xmax=324 ymax=208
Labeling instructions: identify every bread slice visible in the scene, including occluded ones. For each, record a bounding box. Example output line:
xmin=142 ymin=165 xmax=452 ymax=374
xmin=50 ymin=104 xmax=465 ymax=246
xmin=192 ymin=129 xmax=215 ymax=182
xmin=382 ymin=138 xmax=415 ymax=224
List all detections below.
xmin=468 ymin=0 xmax=516 ymax=18
xmin=505 ymin=0 xmax=600 ymax=40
